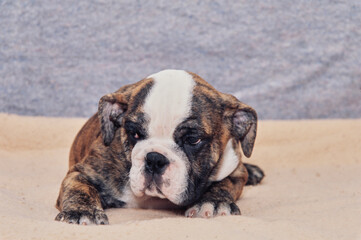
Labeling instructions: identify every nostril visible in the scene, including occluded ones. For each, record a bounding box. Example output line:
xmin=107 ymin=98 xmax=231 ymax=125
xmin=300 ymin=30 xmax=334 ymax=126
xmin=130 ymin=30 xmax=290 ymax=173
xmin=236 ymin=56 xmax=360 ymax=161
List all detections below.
xmin=145 ymin=152 xmax=169 ymax=175
xmin=157 ymin=160 xmax=166 ymax=169
xmin=146 ymin=158 xmax=152 ymax=167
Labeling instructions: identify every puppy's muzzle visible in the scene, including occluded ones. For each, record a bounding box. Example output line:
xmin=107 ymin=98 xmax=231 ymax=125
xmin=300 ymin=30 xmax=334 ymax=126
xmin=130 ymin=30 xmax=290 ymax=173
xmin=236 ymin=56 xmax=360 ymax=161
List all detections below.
xmin=145 ymin=152 xmax=170 ymax=175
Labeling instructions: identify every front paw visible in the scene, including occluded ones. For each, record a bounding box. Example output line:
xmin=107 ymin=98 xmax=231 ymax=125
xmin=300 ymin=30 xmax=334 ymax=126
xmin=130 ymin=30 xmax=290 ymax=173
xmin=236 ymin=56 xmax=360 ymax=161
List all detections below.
xmin=185 ymin=201 xmax=240 ymax=218
xmin=55 ymin=209 xmax=109 ymax=225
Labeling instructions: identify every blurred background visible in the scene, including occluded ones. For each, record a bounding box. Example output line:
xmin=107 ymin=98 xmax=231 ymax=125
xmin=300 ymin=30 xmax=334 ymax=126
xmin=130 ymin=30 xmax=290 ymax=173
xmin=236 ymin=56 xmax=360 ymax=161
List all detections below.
xmin=0 ymin=0 xmax=360 ymax=119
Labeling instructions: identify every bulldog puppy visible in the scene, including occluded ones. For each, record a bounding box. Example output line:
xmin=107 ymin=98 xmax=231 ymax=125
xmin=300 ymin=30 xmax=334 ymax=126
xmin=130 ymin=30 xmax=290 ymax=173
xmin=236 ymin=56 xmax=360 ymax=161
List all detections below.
xmin=55 ymin=69 xmax=264 ymax=225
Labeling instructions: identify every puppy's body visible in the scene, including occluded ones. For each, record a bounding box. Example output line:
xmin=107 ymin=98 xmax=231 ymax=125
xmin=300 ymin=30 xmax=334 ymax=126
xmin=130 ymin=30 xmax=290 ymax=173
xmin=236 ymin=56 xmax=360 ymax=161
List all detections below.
xmin=56 ymin=70 xmax=264 ymax=225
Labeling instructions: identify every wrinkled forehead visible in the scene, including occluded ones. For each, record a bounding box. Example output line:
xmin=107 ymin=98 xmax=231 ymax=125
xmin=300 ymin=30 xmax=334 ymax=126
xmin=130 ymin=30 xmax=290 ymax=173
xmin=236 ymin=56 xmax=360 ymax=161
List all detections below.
xmin=143 ymin=70 xmax=195 ymax=138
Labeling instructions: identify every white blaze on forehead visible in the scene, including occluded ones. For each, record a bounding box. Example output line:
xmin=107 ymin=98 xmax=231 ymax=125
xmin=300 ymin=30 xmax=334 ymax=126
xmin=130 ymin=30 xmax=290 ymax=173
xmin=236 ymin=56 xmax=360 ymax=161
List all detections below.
xmin=145 ymin=69 xmax=195 ymax=138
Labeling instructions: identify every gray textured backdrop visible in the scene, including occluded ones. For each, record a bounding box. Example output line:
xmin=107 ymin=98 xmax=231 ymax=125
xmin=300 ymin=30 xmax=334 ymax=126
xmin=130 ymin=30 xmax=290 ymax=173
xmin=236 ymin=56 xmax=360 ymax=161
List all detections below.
xmin=1 ymin=0 xmax=360 ymax=119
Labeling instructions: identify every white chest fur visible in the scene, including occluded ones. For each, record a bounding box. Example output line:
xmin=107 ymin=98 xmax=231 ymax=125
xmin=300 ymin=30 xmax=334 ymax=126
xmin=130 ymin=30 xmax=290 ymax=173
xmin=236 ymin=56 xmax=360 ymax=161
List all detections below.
xmin=210 ymin=140 xmax=240 ymax=182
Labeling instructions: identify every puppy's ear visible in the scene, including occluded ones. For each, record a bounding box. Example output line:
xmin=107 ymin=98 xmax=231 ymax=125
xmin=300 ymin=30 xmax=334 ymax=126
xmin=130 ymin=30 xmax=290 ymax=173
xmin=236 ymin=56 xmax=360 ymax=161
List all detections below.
xmin=98 ymin=93 xmax=128 ymax=146
xmin=223 ymin=95 xmax=257 ymax=158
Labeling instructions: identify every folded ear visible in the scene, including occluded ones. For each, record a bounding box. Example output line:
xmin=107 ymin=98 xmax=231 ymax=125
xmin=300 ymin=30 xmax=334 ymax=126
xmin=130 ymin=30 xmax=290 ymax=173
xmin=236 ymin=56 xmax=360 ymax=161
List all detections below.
xmin=98 ymin=93 xmax=128 ymax=146
xmin=232 ymin=108 xmax=257 ymax=157
xmin=224 ymin=95 xmax=258 ymax=158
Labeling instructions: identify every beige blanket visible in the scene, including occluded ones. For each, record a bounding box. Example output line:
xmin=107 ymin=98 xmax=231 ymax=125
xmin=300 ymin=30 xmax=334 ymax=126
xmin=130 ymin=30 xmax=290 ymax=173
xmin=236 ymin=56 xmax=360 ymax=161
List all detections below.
xmin=0 ymin=114 xmax=360 ymax=240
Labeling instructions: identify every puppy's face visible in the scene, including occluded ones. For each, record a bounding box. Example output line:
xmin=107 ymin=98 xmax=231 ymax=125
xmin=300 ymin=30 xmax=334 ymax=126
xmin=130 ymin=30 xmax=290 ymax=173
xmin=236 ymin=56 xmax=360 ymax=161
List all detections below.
xmin=98 ymin=70 xmax=257 ymax=206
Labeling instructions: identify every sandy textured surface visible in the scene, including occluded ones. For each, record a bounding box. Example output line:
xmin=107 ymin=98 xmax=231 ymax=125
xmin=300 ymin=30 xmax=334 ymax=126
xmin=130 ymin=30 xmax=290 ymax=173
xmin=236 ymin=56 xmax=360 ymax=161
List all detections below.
xmin=0 ymin=114 xmax=360 ymax=239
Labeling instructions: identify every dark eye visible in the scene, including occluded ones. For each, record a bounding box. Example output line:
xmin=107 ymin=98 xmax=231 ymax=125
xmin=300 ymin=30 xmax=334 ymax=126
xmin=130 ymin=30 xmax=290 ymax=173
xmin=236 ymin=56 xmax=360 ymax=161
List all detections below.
xmin=128 ymin=130 xmax=143 ymax=142
xmin=124 ymin=121 xmax=145 ymax=143
xmin=133 ymin=132 xmax=140 ymax=140
xmin=185 ymin=136 xmax=202 ymax=146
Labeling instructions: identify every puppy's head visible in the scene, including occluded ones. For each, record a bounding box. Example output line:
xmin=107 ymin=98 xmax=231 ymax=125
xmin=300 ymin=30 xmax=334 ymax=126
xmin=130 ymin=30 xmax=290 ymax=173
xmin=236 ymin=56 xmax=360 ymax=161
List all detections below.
xmin=98 ymin=70 xmax=257 ymax=206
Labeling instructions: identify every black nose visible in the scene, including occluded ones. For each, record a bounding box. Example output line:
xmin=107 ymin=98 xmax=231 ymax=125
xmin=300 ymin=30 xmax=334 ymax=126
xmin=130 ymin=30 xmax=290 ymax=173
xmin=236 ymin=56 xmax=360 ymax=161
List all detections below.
xmin=145 ymin=152 xmax=169 ymax=175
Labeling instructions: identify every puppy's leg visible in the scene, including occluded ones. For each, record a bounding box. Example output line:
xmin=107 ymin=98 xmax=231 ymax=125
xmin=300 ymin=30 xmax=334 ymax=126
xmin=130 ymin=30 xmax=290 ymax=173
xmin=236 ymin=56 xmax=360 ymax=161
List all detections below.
xmin=55 ymin=168 xmax=109 ymax=225
xmin=244 ymin=163 xmax=265 ymax=186
xmin=185 ymin=163 xmax=248 ymax=218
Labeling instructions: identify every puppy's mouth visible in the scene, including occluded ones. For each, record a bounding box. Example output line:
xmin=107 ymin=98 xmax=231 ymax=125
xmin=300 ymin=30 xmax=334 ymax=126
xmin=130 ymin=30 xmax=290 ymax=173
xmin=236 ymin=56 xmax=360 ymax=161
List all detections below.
xmin=129 ymin=143 xmax=189 ymax=205
xmin=143 ymin=177 xmax=166 ymax=199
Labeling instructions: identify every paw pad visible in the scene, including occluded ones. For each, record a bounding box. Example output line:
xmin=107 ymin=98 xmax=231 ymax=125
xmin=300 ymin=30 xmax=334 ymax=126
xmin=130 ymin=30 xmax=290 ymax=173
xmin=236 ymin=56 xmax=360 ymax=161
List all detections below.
xmin=55 ymin=209 xmax=109 ymax=225
xmin=185 ymin=201 xmax=240 ymax=218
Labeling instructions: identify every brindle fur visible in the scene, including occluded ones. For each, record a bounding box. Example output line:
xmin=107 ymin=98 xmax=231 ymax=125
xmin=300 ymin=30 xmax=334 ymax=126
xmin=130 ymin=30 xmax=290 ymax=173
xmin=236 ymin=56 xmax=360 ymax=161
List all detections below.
xmin=55 ymin=72 xmax=264 ymax=224
xmin=56 ymin=79 xmax=154 ymax=224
